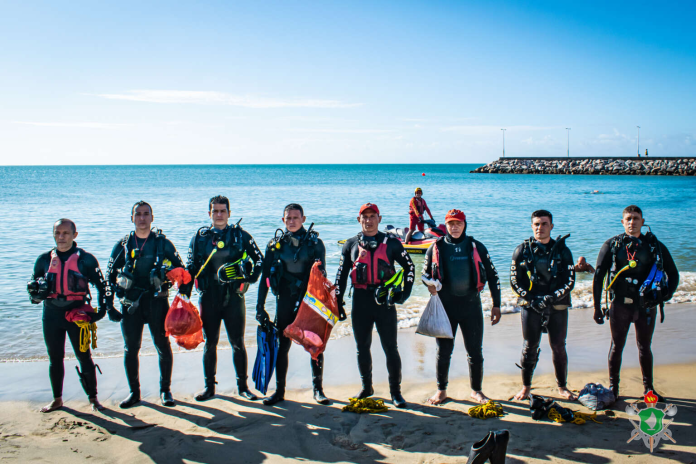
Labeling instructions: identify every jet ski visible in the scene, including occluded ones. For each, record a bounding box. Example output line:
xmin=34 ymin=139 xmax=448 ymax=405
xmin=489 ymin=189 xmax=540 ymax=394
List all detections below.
xmin=385 ymin=218 xmax=446 ymax=253
xmin=338 ymin=219 xmax=447 ymax=254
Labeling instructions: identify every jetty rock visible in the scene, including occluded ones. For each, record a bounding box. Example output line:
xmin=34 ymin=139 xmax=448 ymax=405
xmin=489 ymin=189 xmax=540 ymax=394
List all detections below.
xmin=470 ymin=157 xmax=696 ymax=176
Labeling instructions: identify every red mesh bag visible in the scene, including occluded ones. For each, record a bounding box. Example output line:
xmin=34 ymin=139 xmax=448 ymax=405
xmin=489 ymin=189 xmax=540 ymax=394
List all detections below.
xmin=165 ymin=294 xmax=202 ymax=337
xmin=283 ymin=261 xmax=339 ymax=360
xmin=174 ymin=329 xmax=205 ymax=350
xmin=166 ymin=268 xmax=192 ymax=288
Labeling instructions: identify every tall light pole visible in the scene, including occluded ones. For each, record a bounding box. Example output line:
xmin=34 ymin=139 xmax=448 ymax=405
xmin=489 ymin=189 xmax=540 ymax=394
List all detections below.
xmin=566 ymin=128 xmax=571 ymax=157
xmin=637 ymin=126 xmax=640 ymax=156
xmin=501 ymin=128 xmax=506 ymax=158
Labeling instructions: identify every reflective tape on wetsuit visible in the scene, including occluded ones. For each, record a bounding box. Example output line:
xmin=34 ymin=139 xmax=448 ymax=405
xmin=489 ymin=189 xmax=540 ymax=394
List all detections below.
xmin=303 ymin=292 xmax=338 ymax=327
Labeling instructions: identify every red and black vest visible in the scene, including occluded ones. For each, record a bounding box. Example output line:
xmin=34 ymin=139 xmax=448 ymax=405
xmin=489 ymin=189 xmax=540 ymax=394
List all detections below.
xmin=46 ymin=249 xmax=89 ymax=301
xmin=432 ymin=237 xmax=485 ymax=293
xmin=350 ymin=236 xmax=395 ymax=289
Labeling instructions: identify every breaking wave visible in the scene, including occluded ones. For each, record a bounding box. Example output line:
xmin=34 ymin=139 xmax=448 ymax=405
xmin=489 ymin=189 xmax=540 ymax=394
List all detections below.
xmin=330 ymin=272 xmax=696 ymax=340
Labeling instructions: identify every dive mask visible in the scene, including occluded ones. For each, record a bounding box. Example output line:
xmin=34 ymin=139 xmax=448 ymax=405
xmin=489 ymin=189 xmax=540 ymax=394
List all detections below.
xmin=116 ymin=270 xmax=135 ymax=291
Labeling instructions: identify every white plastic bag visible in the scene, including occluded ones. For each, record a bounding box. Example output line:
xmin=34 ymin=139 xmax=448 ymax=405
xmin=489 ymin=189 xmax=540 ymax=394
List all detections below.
xmin=421 ymin=275 xmax=443 ymax=291
xmin=416 ymin=294 xmax=454 ymax=338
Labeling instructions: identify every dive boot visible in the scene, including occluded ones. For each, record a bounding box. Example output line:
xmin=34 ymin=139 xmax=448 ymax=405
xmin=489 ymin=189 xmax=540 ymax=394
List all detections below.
xmin=611 ymin=384 xmax=620 ymax=400
xmin=356 ymin=385 xmax=374 ymax=399
xmin=313 ymin=387 xmax=331 ymax=405
xmin=160 ymin=391 xmax=175 ymax=407
xmin=391 ymin=392 xmax=407 ymax=409
xmin=238 ymin=387 xmax=258 ymax=401
xmin=489 ymin=430 xmax=510 ymax=464
xmin=529 ymin=394 xmax=554 ymax=420
xmin=263 ymin=389 xmax=285 ymax=406
xmin=195 ymin=385 xmax=216 ymax=402
xmin=311 ymin=359 xmax=330 ymax=405
xmin=119 ymin=392 xmax=141 ymax=409
xmin=466 ymin=431 xmax=495 ymax=464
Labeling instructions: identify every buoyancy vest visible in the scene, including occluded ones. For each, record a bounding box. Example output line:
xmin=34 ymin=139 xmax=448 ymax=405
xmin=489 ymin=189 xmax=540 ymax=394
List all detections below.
xmin=124 ymin=230 xmax=166 ymax=271
xmin=520 ymin=235 xmax=570 ymax=298
xmin=117 ymin=230 xmax=169 ymax=298
xmin=267 ymin=229 xmax=319 ymax=297
xmin=47 ymin=248 xmax=89 ymax=301
xmin=606 ymin=232 xmax=669 ymax=319
xmin=432 ymin=236 xmax=486 ymax=294
xmin=194 ymin=224 xmax=245 ymax=292
xmin=350 ymin=234 xmax=395 ymax=289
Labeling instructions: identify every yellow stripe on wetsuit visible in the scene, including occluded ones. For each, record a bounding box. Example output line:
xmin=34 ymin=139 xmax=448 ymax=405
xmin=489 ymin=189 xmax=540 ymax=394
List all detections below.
xmin=303 ymin=292 xmax=338 ymax=327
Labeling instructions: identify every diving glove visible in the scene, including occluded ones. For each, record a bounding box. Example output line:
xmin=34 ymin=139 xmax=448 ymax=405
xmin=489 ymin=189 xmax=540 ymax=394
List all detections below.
xmin=256 ymin=310 xmax=270 ymax=327
xmin=392 ymin=291 xmax=409 ymax=305
xmin=90 ymin=308 xmax=106 ymax=323
xmin=338 ymin=303 xmax=347 ymax=321
xmin=108 ymin=308 xmax=123 ymax=322
xmin=593 ymin=308 xmax=605 ymax=325
xmin=530 ymin=295 xmax=554 ymax=312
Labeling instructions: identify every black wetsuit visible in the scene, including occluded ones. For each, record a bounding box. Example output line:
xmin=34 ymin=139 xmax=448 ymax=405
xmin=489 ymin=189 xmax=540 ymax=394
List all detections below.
xmin=510 ymin=237 xmax=575 ymax=387
xmin=184 ymin=224 xmax=263 ymax=391
xmin=107 ymin=231 xmax=184 ymax=395
xmin=422 ymin=233 xmax=501 ymax=392
xmin=31 ymin=244 xmax=109 ymax=399
xmin=593 ymin=233 xmax=679 ymax=393
xmin=257 ymin=227 xmax=327 ymax=393
xmin=335 ymin=232 xmax=415 ymax=394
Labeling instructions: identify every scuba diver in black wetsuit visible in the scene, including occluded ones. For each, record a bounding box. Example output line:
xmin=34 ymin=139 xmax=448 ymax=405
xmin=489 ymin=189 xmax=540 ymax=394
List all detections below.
xmin=256 ymin=203 xmax=329 ymax=406
xmin=421 ymin=209 xmax=502 ymax=405
xmin=28 ymin=219 xmax=110 ymax=413
xmin=106 ymin=201 xmax=185 ymax=408
xmin=182 ymin=195 xmax=263 ymax=402
xmin=335 ymin=203 xmax=416 ymax=408
xmin=510 ymin=210 xmax=576 ymax=402
xmin=592 ymin=205 xmax=679 ymax=401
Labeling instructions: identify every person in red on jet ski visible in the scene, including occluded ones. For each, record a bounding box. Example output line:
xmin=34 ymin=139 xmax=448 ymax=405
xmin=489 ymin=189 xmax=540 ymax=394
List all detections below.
xmin=405 ymin=187 xmax=434 ymax=244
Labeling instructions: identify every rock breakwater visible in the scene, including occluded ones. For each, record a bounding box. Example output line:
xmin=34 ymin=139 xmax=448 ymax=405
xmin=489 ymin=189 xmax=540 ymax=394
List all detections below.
xmin=471 ymin=157 xmax=696 ymax=175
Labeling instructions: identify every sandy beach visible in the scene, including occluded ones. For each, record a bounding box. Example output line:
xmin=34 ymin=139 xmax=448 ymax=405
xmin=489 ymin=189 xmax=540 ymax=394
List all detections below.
xmin=1 ymin=305 xmax=695 ymax=463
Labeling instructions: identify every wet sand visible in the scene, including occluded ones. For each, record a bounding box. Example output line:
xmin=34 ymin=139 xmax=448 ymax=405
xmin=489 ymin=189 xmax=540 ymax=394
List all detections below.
xmin=0 ymin=304 xmax=694 ymax=463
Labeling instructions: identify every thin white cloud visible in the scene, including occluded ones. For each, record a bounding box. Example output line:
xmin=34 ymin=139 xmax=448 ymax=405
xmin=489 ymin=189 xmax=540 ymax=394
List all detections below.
xmin=521 ymin=135 xmax=559 ymax=146
xmin=594 ymin=128 xmax=631 ymax=143
xmin=288 ymin=128 xmax=395 ymax=134
xmin=11 ymin=121 xmax=130 ymax=129
xmin=93 ymin=90 xmax=362 ymax=109
xmin=440 ymin=125 xmax=562 ymax=134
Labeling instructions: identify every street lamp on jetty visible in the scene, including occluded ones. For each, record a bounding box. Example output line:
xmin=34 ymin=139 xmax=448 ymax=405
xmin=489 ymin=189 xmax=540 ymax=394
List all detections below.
xmin=566 ymin=128 xmax=571 ymax=157
xmin=501 ymin=128 xmax=506 ymax=158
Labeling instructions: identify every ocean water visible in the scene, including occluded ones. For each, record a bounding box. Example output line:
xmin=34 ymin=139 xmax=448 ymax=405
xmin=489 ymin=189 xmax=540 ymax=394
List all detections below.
xmin=1 ymin=164 xmax=694 ymax=361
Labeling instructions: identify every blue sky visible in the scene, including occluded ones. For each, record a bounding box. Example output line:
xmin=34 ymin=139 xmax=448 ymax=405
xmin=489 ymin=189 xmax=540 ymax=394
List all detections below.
xmin=1 ymin=0 xmax=694 ymax=164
